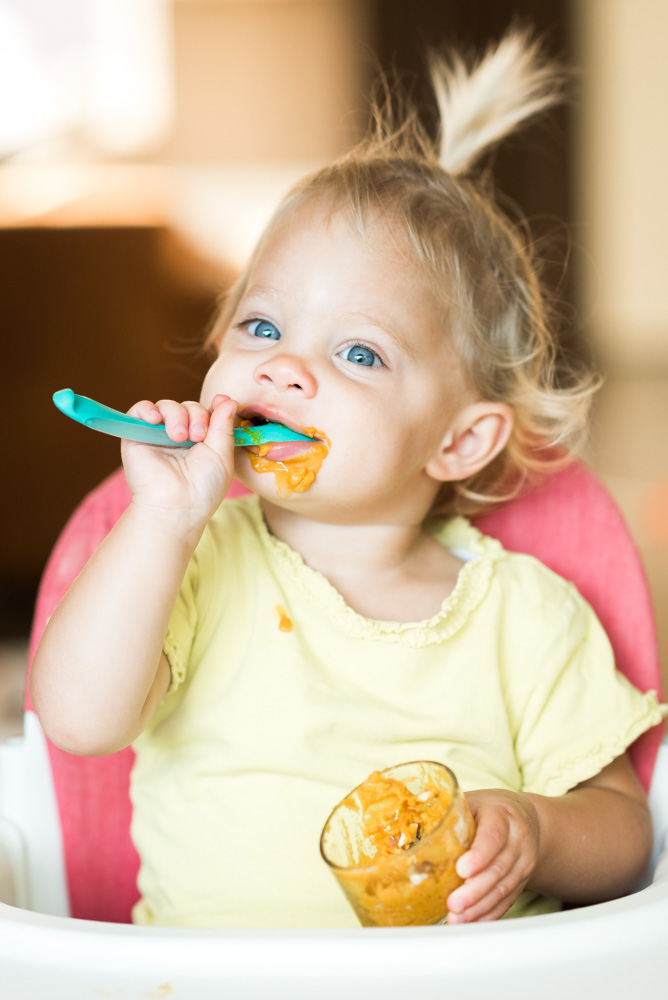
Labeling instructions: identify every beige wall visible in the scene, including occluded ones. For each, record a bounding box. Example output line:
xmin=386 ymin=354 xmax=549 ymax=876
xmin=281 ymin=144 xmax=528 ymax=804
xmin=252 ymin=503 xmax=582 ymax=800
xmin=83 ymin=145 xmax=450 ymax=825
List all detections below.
xmin=576 ymin=1 xmax=668 ymax=687
xmin=575 ymin=0 xmax=668 ymax=371
xmin=166 ymin=0 xmax=372 ymax=162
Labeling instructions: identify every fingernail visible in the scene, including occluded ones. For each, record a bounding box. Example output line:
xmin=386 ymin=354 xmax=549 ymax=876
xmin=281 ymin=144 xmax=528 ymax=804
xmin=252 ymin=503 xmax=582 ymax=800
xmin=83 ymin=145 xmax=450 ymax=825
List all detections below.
xmin=448 ymin=892 xmax=465 ymax=913
xmin=456 ymin=858 xmax=470 ymax=879
xmin=175 ymin=424 xmax=188 ymax=436
xmin=191 ymin=424 xmax=205 ymax=438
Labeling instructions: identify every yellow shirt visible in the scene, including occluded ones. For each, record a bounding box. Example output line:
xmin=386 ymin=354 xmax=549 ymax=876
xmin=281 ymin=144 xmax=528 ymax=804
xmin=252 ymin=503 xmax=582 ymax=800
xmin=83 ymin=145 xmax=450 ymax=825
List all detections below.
xmin=130 ymin=496 xmax=663 ymax=927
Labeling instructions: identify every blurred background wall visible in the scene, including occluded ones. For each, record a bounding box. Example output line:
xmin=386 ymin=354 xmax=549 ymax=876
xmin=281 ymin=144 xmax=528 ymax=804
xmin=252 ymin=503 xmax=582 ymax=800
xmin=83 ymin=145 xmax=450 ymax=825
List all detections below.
xmin=0 ymin=0 xmax=666 ymax=730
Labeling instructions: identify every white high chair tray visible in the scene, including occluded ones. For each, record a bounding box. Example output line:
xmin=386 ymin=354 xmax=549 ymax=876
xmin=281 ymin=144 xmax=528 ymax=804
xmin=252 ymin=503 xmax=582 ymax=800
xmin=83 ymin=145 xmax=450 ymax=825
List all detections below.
xmin=1 ymin=881 xmax=668 ymax=1000
xmin=0 ymin=714 xmax=667 ymax=1000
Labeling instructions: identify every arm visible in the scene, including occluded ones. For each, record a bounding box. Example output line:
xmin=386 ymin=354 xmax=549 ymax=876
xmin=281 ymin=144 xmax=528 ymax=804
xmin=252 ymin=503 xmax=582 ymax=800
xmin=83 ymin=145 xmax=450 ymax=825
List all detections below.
xmin=446 ymin=752 xmax=652 ymax=923
xmin=30 ymin=395 xmax=238 ymax=756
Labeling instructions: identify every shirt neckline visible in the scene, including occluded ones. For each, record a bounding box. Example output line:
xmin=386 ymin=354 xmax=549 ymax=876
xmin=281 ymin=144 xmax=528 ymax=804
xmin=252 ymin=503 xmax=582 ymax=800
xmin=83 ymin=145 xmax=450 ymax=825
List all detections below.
xmin=240 ymin=497 xmax=505 ymax=647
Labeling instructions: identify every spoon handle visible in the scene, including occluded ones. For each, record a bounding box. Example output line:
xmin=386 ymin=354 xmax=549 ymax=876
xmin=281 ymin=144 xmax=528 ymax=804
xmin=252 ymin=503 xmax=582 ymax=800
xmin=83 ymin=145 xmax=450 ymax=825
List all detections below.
xmin=52 ymin=389 xmax=312 ymax=448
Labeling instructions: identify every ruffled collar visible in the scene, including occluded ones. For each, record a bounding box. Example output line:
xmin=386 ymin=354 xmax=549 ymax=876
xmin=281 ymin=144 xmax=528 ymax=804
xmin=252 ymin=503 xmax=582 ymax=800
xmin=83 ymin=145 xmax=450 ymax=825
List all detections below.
xmin=242 ymin=497 xmax=506 ymax=647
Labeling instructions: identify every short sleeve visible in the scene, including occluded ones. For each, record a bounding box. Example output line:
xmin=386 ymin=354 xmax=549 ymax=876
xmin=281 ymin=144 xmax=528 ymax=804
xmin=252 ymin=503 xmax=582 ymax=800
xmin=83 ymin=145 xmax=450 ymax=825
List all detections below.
xmin=508 ymin=580 xmax=665 ymax=797
xmin=163 ymin=550 xmax=200 ymax=694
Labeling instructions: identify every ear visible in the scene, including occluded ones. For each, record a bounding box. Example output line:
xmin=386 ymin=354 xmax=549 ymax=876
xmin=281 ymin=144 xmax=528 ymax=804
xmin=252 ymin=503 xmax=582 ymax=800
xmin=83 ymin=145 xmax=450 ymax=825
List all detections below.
xmin=425 ymin=402 xmax=514 ymax=483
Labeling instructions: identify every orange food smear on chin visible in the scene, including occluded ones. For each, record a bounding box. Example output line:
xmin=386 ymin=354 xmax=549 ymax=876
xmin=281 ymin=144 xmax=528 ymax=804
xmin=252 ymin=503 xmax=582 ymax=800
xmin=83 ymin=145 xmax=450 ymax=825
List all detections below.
xmin=247 ymin=427 xmax=329 ymax=494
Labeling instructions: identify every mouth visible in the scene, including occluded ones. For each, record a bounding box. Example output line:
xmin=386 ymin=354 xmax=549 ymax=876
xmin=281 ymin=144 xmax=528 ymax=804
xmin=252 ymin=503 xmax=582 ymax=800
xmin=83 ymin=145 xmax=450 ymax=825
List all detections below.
xmin=237 ymin=405 xmax=320 ymax=443
xmin=236 ymin=404 xmax=330 ymax=492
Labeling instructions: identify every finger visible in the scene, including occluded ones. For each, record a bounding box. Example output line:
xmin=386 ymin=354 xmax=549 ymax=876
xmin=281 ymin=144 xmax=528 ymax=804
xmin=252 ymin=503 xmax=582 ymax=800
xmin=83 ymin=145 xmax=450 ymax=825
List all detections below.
xmin=180 ymin=401 xmax=211 ymax=443
xmin=447 ymin=857 xmax=529 ymax=923
xmin=129 ymin=400 xmax=211 ymax=443
xmin=447 ymin=845 xmax=527 ymax=922
xmin=455 ymin=813 xmax=508 ymax=881
xmin=202 ymin=395 xmax=238 ymax=459
xmin=128 ymin=400 xmax=163 ymax=424
xmin=447 ymin=889 xmax=522 ymax=924
xmin=448 ymin=841 xmax=516 ymax=914
xmin=152 ymin=400 xmax=193 ymax=443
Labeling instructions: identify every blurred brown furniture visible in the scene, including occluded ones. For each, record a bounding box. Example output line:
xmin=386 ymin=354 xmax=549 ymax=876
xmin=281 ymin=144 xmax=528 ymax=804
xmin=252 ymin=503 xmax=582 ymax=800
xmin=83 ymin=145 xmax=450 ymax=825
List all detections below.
xmin=0 ymin=225 xmax=230 ymax=637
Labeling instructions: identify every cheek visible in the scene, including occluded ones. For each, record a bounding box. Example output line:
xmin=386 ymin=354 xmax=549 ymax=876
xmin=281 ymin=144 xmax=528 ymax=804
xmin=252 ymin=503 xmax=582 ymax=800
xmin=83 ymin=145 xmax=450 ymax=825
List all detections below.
xmin=199 ymin=365 xmax=219 ymax=408
xmin=329 ymin=416 xmax=415 ymax=481
xmin=199 ymin=353 xmax=242 ymax=407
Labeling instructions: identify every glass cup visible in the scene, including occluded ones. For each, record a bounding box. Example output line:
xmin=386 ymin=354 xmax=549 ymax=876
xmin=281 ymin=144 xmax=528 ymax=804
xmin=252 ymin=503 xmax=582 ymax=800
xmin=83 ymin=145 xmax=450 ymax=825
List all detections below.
xmin=320 ymin=761 xmax=475 ymax=927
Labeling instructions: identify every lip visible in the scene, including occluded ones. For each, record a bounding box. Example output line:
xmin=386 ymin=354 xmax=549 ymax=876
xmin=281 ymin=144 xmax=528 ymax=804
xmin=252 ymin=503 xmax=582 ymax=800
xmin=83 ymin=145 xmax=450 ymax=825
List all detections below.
xmin=237 ymin=403 xmax=320 ymax=442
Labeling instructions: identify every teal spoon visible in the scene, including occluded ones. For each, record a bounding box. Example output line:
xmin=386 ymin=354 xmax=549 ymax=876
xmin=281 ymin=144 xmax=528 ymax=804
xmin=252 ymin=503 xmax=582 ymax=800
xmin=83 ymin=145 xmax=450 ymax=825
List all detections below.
xmin=52 ymin=389 xmax=313 ymax=448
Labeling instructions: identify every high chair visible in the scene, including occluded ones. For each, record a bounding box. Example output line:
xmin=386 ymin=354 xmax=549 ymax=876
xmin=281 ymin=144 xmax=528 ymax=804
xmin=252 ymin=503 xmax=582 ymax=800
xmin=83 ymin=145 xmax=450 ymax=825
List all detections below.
xmin=0 ymin=461 xmax=666 ymax=999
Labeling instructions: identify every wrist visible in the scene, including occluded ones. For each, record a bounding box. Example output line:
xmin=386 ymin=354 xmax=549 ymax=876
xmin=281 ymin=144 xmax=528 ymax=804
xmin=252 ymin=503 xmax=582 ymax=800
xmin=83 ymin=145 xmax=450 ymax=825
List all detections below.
xmin=126 ymin=497 xmax=210 ymax=550
xmin=522 ymin=792 xmax=554 ymax=893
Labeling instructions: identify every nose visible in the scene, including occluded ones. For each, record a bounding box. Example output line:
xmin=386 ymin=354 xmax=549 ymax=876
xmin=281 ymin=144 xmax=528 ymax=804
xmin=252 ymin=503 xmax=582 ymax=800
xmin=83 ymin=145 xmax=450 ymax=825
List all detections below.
xmin=254 ymin=354 xmax=317 ymax=397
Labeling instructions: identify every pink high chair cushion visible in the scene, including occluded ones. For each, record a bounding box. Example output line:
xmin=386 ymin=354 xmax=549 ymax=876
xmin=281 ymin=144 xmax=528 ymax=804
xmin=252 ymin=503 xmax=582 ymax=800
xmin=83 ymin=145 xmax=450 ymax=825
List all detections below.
xmin=26 ymin=463 xmax=664 ymax=923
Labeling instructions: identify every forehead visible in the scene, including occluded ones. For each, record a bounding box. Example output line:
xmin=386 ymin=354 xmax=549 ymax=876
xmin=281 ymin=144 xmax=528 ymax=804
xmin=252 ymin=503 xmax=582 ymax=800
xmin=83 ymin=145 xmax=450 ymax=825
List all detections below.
xmin=245 ymin=200 xmax=445 ymax=326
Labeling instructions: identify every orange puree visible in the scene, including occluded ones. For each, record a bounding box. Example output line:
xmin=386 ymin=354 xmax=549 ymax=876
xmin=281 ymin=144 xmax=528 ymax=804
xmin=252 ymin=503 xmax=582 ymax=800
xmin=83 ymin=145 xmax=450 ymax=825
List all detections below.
xmin=356 ymin=771 xmax=453 ymax=862
xmin=275 ymin=604 xmax=293 ymax=631
xmin=244 ymin=425 xmax=329 ymax=494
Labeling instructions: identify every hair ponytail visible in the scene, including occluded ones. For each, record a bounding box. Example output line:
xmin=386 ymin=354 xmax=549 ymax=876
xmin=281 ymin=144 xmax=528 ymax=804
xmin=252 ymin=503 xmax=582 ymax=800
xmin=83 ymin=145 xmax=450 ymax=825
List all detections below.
xmin=430 ymin=30 xmax=565 ymax=176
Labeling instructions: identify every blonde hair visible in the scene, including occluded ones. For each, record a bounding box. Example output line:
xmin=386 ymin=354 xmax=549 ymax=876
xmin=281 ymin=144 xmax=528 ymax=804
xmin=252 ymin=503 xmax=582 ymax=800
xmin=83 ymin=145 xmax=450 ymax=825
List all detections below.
xmin=209 ymin=30 xmax=599 ymax=519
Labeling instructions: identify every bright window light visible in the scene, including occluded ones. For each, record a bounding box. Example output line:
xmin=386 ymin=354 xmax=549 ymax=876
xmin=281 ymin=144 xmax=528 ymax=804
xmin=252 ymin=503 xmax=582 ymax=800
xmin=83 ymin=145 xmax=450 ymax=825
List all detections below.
xmin=0 ymin=0 xmax=173 ymax=159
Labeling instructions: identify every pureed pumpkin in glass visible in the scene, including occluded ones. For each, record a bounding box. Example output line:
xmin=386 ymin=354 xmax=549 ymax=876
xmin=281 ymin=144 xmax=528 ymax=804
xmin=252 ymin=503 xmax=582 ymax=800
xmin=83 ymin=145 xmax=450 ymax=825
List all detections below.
xmin=320 ymin=761 xmax=475 ymax=927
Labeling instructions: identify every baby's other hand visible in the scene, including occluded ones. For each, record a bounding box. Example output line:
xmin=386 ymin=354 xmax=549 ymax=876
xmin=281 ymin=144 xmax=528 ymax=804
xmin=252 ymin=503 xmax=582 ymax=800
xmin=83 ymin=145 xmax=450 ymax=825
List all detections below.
xmin=446 ymin=789 xmax=540 ymax=923
xmin=122 ymin=394 xmax=238 ymax=525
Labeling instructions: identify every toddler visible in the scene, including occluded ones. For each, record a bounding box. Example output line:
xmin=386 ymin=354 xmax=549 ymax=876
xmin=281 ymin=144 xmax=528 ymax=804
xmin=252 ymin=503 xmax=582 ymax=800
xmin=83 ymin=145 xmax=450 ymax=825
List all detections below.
xmin=32 ymin=31 xmax=664 ymax=928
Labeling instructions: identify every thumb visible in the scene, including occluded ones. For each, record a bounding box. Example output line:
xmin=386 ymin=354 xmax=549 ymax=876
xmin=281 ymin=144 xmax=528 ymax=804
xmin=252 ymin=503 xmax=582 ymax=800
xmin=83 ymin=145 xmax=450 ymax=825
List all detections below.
xmin=203 ymin=394 xmax=238 ymax=459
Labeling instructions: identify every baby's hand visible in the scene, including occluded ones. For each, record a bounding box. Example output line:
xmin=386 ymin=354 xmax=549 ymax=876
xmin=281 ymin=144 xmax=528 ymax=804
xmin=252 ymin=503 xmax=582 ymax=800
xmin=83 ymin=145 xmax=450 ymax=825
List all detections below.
xmin=446 ymin=789 xmax=540 ymax=923
xmin=121 ymin=394 xmax=238 ymax=525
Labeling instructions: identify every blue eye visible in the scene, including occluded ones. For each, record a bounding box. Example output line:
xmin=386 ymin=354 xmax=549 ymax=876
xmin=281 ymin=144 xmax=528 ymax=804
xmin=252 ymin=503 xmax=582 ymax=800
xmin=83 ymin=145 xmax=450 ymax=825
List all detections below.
xmin=340 ymin=344 xmax=381 ymax=367
xmin=247 ymin=319 xmax=281 ymax=340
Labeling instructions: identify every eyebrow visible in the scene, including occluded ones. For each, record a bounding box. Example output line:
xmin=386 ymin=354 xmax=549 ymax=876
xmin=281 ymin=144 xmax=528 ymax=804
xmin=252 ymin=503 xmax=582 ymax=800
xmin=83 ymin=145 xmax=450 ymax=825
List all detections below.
xmin=241 ymin=283 xmax=282 ymax=304
xmin=345 ymin=310 xmax=413 ymax=355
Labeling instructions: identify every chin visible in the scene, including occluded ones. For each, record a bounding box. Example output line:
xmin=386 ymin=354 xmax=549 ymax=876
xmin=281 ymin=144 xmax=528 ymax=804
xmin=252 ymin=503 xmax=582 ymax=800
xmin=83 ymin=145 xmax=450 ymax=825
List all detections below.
xmin=232 ymin=439 xmax=331 ymax=498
